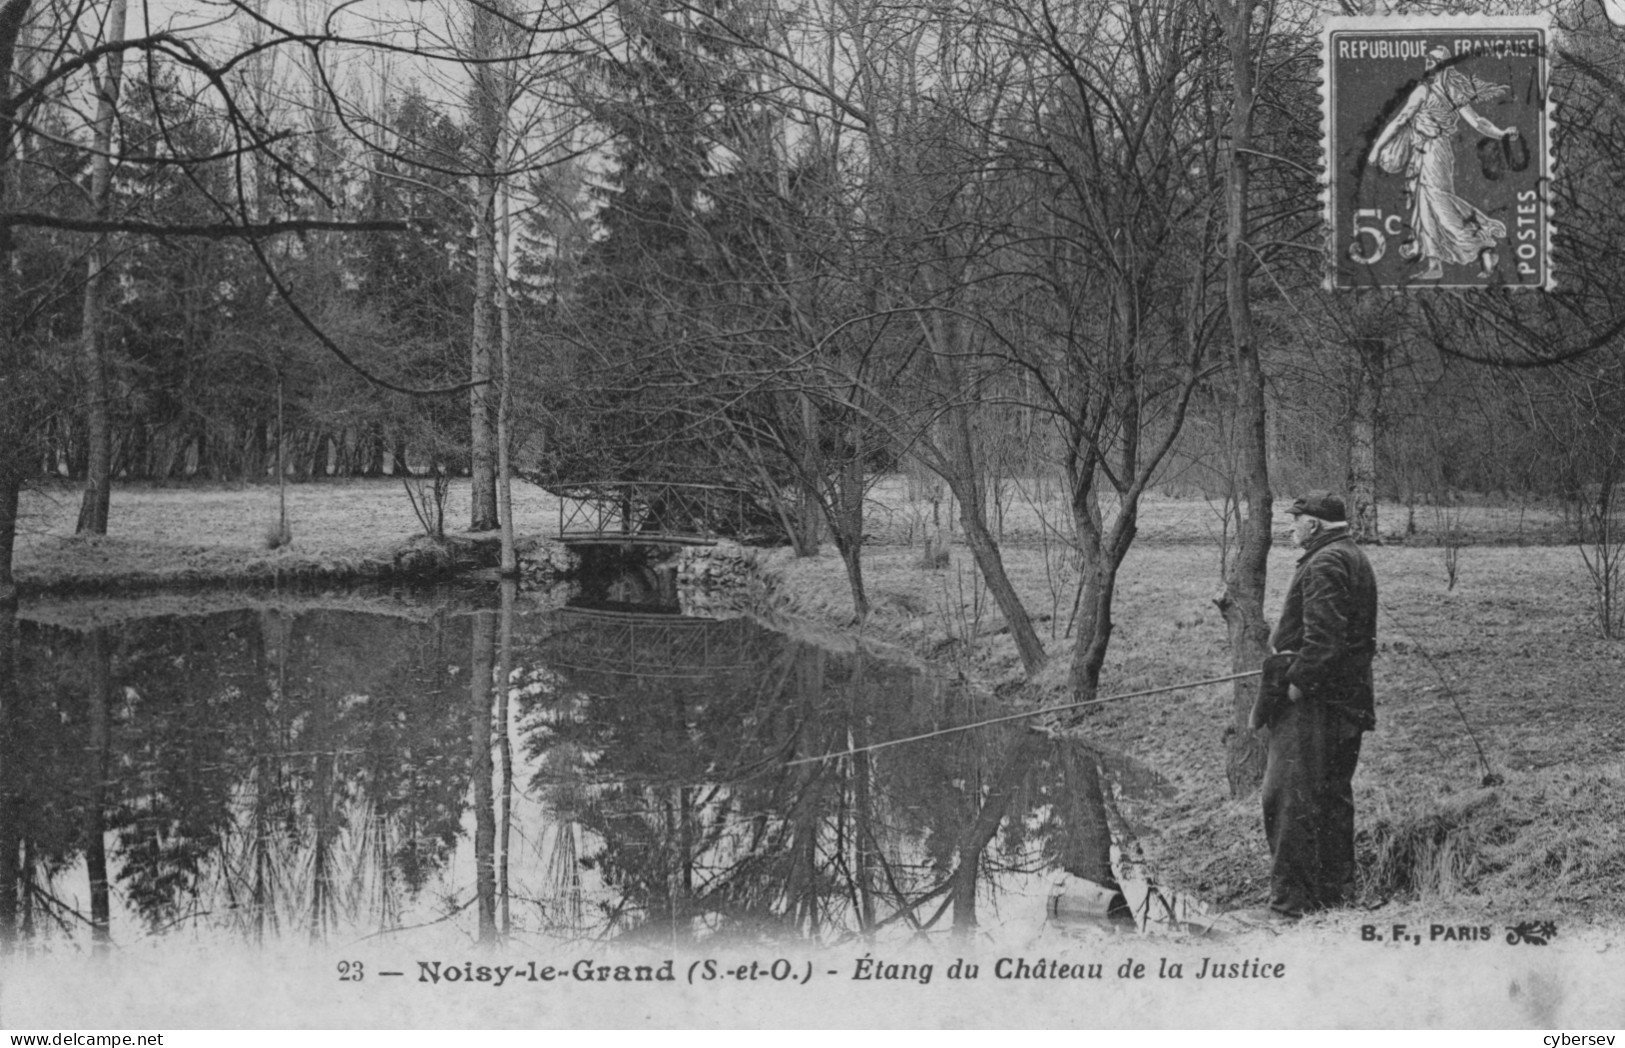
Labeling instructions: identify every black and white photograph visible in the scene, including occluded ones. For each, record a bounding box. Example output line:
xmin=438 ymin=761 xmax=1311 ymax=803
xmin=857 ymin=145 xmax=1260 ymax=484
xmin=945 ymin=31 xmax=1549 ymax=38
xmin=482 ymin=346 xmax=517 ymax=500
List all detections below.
xmin=0 ymin=0 xmax=1623 ymax=1032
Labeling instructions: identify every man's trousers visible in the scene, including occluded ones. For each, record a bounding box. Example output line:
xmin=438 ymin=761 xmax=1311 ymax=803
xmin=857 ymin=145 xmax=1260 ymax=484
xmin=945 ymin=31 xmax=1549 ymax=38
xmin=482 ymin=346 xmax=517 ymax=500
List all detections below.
xmin=1261 ymin=696 xmax=1364 ymax=917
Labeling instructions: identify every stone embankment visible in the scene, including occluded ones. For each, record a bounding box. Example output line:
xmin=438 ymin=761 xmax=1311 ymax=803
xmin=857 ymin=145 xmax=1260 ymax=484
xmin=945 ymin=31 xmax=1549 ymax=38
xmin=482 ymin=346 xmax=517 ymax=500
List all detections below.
xmin=515 ymin=539 xmax=577 ymax=584
xmin=509 ymin=538 xmax=944 ymax=677
xmin=512 ymin=537 xmax=783 ymax=617
xmin=673 ymin=542 xmax=782 ymax=617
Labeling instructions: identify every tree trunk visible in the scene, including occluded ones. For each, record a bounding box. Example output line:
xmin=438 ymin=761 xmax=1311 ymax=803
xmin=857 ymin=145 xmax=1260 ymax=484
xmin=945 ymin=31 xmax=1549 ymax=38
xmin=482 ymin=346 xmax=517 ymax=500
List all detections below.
xmin=1347 ymin=337 xmax=1384 ymax=544
xmin=0 ymin=0 xmax=29 ymax=934
xmin=0 ymin=0 xmax=33 ymax=593
xmin=309 ymin=702 xmax=337 ymax=941
xmin=0 ymin=470 xmax=16 ymax=597
xmin=937 ymin=352 xmax=1047 ymax=677
xmin=331 ymin=430 xmax=351 ymax=477
xmin=249 ymin=612 xmax=279 ymax=943
xmin=108 ymin=428 xmax=127 ymax=482
xmin=832 ymin=437 xmax=869 ymax=620
xmin=469 ymin=609 xmax=498 ymax=944
xmin=1067 ymin=545 xmax=1112 ymax=703
xmin=154 ymin=428 xmax=176 ymax=480
xmin=127 ymin=422 xmax=149 ymax=482
xmin=74 ymin=0 xmax=127 ymax=535
xmin=362 ymin=428 xmax=384 ymax=477
xmin=795 ymin=394 xmax=822 ymax=555
xmin=191 ymin=428 xmax=207 ymax=478
xmin=0 ymin=595 xmax=17 ymax=952
xmin=787 ymin=645 xmax=825 ymax=934
xmin=497 ymin=579 xmax=516 ymax=936
xmin=67 ymin=428 xmax=86 ymax=480
xmin=298 ymin=430 xmax=320 ymax=479
xmin=849 ymin=680 xmax=876 ymax=932
xmin=953 ymin=472 xmax=1047 ymax=678
xmin=950 ymin=735 xmax=1044 ymax=935
xmin=85 ymin=628 xmax=111 ymax=949
xmin=1066 ymin=483 xmax=1134 ymax=705
xmin=497 ymin=184 xmax=517 ymax=574
xmin=466 ymin=6 xmax=502 ymax=533
xmin=76 ymin=300 xmax=110 ymax=526
xmin=1216 ymin=0 xmax=1272 ymax=797
xmin=1059 ymin=748 xmax=1117 ymax=888
xmin=795 ymin=479 xmax=824 ymax=557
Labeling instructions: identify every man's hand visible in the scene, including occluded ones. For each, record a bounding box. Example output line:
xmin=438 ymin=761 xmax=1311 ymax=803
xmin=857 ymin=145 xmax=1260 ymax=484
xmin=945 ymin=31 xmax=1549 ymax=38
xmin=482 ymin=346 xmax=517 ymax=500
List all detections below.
xmin=1288 ymin=684 xmax=1305 ymax=703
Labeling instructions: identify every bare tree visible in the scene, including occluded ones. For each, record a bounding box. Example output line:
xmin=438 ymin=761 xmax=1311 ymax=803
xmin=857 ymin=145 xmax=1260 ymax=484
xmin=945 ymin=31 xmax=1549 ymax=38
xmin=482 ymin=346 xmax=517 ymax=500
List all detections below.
xmin=0 ymin=1 xmax=605 ymax=588
xmin=1212 ymin=0 xmax=1273 ymax=793
xmin=951 ymin=0 xmax=1221 ymax=705
xmin=466 ymin=1 xmax=507 ymax=533
xmin=696 ymin=0 xmax=1054 ymax=647
xmin=72 ymin=0 xmax=125 ymax=535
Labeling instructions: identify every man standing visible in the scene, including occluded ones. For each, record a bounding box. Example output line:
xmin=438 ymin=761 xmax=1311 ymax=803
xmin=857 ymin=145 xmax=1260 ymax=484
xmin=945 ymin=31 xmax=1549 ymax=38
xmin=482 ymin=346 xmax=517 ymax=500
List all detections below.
xmin=1262 ymin=491 xmax=1378 ymax=918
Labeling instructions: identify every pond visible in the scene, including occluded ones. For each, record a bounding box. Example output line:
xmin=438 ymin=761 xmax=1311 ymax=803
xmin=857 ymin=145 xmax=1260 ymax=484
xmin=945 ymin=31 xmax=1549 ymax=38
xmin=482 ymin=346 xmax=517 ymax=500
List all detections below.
xmin=0 ymin=563 xmax=1216 ymax=955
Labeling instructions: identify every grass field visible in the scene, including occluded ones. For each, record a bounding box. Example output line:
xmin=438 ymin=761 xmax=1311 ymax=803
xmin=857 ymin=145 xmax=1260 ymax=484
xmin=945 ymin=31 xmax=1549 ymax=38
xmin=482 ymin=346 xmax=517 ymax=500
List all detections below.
xmin=777 ymin=485 xmax=1625 ymax=930
xmin=12 ymin=474 xmax=1623 ymax=929
xmin=13 ymin=476 xmax=561 ymax=591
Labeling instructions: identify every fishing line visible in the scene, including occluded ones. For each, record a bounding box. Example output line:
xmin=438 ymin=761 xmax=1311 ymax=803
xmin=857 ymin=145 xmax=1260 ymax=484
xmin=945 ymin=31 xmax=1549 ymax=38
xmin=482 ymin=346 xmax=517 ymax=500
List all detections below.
xmin=1377 ymin=592 xmax=1500 ymax=786
xmin=784 ymin=669 xmax=1263 ymax=767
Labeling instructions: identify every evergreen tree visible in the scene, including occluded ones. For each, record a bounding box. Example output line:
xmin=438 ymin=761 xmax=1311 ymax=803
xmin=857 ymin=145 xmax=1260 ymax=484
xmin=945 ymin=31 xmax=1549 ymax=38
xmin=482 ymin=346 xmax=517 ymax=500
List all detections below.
xmin=554 ymin=0 xmax=766 ymax=483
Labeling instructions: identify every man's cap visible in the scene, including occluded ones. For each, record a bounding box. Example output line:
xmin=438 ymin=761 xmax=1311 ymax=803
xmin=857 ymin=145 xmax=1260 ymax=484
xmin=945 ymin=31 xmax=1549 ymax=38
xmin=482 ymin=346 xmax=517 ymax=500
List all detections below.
xmin=1287 ymin=490 xmax=1347 ymax=522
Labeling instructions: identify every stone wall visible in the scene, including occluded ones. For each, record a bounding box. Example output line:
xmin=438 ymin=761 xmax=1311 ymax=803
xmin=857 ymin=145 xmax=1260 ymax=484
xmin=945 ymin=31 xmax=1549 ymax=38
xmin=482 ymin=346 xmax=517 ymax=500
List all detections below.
xmin=513 ymin=539 xmax=575 ymax=585
xmin=674 ymin=542 xmax=780 ymax=617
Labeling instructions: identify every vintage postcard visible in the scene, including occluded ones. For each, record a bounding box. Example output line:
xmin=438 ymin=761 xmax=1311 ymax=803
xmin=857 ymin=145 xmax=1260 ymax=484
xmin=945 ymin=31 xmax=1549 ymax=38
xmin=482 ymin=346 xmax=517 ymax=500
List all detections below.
xmin=1 ymin=0 xmax=1622 ymax=1034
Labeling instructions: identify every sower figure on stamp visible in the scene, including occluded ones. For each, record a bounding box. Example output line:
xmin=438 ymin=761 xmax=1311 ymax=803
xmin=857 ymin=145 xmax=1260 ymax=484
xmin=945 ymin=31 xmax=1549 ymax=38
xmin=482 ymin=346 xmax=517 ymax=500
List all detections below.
xmin=1253 ymin=491 xmax=1378 ymax=919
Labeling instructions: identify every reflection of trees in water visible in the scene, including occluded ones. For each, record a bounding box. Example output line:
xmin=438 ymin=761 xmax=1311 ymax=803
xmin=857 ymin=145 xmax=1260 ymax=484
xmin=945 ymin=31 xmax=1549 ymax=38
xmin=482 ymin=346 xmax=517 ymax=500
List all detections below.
xmin=521 ymin=617 xmax=1131 ymax=946
xmin=0 ymin=604 xmax=474 ymax=949
xmin=207 ymin=610 xmax=475 ymax=943
xmin=0 ymin=599 xmax=1157 ymax=952
xmin=160 ymin=610 xmax=475 ymax=943
xmin=85 ymin=628 xmax=112 ymax=948
xmin=522 ymin=614 xmax=802 ymax=941
xmin=470 ymin=608 xmax=498 ymax=944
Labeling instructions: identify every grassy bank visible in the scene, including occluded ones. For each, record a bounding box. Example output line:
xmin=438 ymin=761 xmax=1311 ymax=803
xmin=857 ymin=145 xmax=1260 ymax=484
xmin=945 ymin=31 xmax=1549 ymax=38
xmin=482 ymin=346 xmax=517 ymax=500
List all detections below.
xmin=13 ymin=474 xmax=1622 ymax=928
xmin=771 ymin=494 xmax=1624 ymax=930
xmin=12 ymin=476 xmax=563 ymax=593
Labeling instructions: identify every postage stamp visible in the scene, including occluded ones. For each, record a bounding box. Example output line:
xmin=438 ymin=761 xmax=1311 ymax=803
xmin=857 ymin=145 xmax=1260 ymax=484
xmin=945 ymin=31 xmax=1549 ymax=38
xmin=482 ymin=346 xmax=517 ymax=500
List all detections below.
xmin=1323 ymin=15 xmax=1554 ymax=290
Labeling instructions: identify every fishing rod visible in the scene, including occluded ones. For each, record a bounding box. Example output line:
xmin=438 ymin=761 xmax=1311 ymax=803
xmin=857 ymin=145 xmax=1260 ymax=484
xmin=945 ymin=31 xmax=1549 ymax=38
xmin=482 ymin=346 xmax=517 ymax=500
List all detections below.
xmin=1377 ymin=592 xmax=1500 ymax=786
xmin=784 ymin=668 xmax=1264 ymax=767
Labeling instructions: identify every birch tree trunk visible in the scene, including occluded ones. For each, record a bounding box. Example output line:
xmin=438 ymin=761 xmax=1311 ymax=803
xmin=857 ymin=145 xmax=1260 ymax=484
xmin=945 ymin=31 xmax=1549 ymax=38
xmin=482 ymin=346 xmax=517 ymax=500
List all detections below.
xmin=467 ymin=4 xmax=502 ymax=533
xmin=497 ymin=184 xmax=517 ymax=574
xmin=75 ymin=0 xmax=128 ymax=535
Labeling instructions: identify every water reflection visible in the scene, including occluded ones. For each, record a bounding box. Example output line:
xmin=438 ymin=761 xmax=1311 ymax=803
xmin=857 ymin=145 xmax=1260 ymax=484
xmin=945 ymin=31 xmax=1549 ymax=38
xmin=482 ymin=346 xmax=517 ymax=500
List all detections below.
xmin=0 ymin=588 xmax=1190 ymax=953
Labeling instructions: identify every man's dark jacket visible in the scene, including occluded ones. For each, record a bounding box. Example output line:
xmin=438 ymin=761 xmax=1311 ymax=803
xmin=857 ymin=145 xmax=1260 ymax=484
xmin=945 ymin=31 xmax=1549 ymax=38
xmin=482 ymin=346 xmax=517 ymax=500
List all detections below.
xmin=1269 ymin=528 xmax=1378 ymax=729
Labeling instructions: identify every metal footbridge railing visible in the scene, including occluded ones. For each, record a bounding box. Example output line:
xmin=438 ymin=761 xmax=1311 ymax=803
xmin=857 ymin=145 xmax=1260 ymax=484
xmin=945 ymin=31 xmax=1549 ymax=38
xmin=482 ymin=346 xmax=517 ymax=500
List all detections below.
xmin=555 ymin=482 xmax=755 ymax=546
